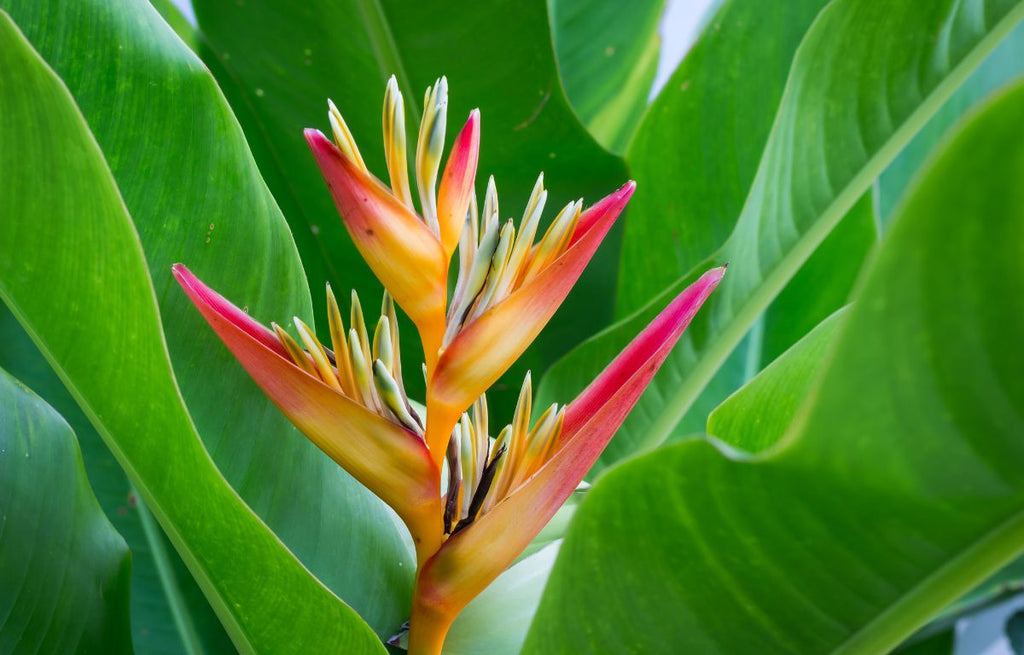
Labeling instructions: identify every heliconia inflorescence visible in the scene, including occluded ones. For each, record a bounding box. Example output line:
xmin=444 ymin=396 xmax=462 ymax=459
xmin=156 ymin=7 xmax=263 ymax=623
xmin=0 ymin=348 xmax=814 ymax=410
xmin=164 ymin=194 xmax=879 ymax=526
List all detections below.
xmin=173 ymin=75 xmax=724 ymax=655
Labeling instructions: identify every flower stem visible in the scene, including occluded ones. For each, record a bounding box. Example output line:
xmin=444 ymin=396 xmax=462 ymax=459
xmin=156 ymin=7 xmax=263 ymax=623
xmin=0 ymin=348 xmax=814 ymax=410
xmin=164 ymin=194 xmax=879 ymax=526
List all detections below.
xmin=407 ymin=584 xmax=456 ymax=655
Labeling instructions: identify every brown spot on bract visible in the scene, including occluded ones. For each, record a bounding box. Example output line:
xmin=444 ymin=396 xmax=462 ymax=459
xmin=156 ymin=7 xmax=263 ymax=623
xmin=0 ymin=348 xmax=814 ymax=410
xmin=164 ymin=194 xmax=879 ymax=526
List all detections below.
xmin=365 ymin=228 xmax=374 ymax=236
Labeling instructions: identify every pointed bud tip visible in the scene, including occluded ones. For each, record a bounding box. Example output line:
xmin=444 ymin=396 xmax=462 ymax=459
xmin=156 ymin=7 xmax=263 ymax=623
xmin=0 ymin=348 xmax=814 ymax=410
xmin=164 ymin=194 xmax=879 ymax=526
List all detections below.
xmin=171 ymin=263 xmax=198 ymax=291
xmin=304 ymin=127 xmax=332 ymax=152
xmin=706 ymin=265 xmax=728 ymax=284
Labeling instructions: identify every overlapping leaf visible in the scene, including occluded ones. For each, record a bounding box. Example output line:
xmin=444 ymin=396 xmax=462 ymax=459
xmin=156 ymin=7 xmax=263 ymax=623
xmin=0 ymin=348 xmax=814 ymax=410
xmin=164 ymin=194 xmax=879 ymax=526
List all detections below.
xmin=527 ymin=75 xmax=1024 ymax=653
xmin=615 ymin=0 xmax=830 ymax=317
xmin=0 ymin=308 xmax=233 ymax=654
xmin=541 ymin=0 xmax=1024 ymax=472
xmin=0 ymin=12 xmax=383 ymax=653
xmin=550 ymin=0 xmax=665 ymax=152
xmin=0 ymin=366 xmax=132 ymax=654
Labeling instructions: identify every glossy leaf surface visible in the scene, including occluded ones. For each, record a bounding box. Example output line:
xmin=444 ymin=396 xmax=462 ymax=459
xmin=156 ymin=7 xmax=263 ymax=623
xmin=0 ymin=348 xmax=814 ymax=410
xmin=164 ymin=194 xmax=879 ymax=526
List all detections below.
xmin=540 ymin=0 xmax=1024 ymax=472
xmin=527 ymin=75 xmax=1024 ymax=654
xmin=616 ymin=0 xmax=829 ymax=317
xmin=0 ymin=366 xmax=132 ymax=654
xmin=0 ymin=308 xmax=234 ymax=654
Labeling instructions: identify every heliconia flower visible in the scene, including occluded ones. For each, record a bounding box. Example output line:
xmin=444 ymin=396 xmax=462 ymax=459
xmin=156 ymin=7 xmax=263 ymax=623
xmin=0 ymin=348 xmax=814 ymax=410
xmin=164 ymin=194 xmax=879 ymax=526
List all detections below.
xmin=404 ymin=267 xmax=725 ymax=653
xmin=171 ymin=264 xmax=445 ymax=560
xmin=175 ymin=75 xmax=723 ymax=655
xmin=305 ymin=79 xmax=634 ymax=467
xmin=305 ymin=76 xmax=480 ymax=371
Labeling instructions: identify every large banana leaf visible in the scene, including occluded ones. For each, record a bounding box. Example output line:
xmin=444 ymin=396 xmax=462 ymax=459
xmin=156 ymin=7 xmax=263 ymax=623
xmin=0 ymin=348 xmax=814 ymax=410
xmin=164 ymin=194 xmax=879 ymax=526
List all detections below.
xmin=1 ymin=0 xmax=414 ymax=639
xmin=539 ymin=0 xmax=1024 ymax=471
xmin=708 ymin=308 xmax=845 ymax=454
xmin=0 ymin=11 xmax=383 ymax=653
xmin=191 ymin=0 xmax=628 ymax=417
xmin=537 ymin=0 xmax=876 ymax=466
xmin=0 ymin=366 xmax=132 ymax=654
xmin=526 ymin=74 xmax=1024 ymax=653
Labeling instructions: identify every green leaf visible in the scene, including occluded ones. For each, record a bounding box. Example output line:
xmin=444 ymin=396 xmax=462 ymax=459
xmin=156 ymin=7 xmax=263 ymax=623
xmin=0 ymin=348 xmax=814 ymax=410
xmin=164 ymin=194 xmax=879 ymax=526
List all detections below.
xmin=537 ymin=0 xmax=856 ymax=468
xmin=878 ymin=20 xmax=1024 ymax=225
xmin=616 ymin=0 xmax=830 ymax=318
xmin=550 ymin=0 xmax=666 ymax=152
xmin=0 ymin=366 xmax=132 ymax=654
xmin=948 ymin=558 xmax=1024 ymax=619
xmin=0 ymin=307 xmax=233 ymax=654
xmin=191 ymin=0 xmax=628 ymax=417
xmin=526 ymin=73 xmax=1024 ymax=654
xmin=898 ymin=556 xmax=1024 ymax=652
xmin=1 ymin=0 xmax=414 ymax=637
xmin=0 ymin=11 xmax=383 ymax=654
xmin=759 ymin=192 xmax=877 ymax=367
xmin=148 ymin=0 xmax=198 ymax=52
xmin=707 ymin=308 xmax=846 ymax=454
xmin=542 ymin=0 xmax=1024 ymax=471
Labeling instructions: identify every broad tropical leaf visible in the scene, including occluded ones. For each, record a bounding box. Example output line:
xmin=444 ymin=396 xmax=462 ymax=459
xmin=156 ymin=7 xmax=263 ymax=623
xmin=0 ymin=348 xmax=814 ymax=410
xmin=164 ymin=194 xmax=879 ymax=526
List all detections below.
xmin=0 ymin=307 xmax=233 ymax=654
xmin=526 ymin=74 xmax=1024 ymax=654
xmin=0 ymin=12 xmax=384 ymax=653
xmin=616 ymin=0 xmax=830 ymax=317
xmin=540 ymin=0 xmax=1024 ymax=471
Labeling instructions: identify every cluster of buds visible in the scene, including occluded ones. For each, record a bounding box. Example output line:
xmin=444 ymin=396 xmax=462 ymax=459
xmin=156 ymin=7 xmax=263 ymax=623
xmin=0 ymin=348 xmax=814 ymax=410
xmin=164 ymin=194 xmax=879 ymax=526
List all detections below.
xmin=174 ymin=76 xmax=722 ymax=654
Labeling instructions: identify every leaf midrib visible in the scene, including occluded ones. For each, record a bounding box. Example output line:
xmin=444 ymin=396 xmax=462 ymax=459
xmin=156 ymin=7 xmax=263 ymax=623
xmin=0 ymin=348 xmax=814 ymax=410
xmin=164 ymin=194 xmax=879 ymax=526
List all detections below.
xmin=836 ymin=508 xmax=1024 ymax=654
